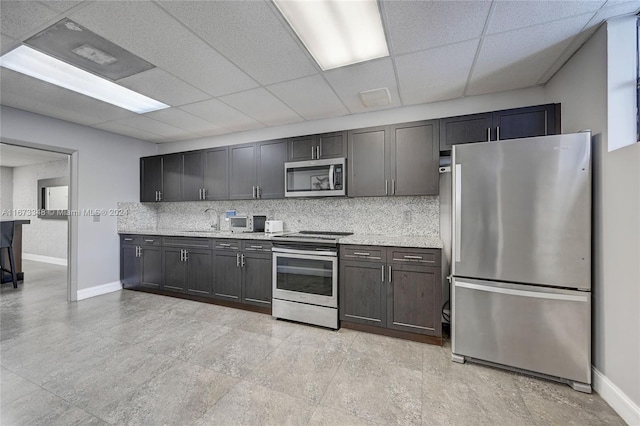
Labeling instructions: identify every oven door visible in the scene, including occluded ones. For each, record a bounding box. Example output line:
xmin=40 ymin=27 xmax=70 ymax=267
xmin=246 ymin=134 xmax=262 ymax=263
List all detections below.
xmin=272 ymin=249 xmax=338 ymax=308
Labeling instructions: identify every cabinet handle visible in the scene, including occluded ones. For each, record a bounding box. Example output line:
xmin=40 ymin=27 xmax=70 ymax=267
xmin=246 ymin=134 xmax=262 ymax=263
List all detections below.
xmin=158 ymin=191 xmax=162 ymax=201
xmin=388 ymin=265 xmax=392 ymax=283
xmin=403 ymin=255 xmax=423 ymax=260
xmin=311 ymin=146 xmax=315 ymax=159
xmin=257 ymin=186 xmax=261 ymax=199
xmin=236 ymin=252 xmax=240 ymax=267
xmin=180 ymin=249 xmax=184 ymax=262
xmin=381 ymin=265 xmax=385 ymax=282
xmin=353 ymin=252 xmax=370 ymax=256
xmin=385 ymin=180 xmax=388 ymax=196
xmin=184 ymin=249 xmax=189 ymax=262
xmin=124 ymin=238 xmax=133 ymax=241
xmin=250 ymin=245 xmax=263 ymax=249
xmin=252 ymin=185 xmax=256 ymax=199
xmin=144 ymin=239 xmax=155 ymax=243
xmin=155 ymin=191 xmax=158 ymax=202
xmin=487 ymin=127 xmax=491 ymax=142
xmin=241 ymin=253 xmax=245 ymax=267
xmin=496 ymin=126 xmax=500 ymax=141
xmin=218 ymin=243 xmax=231 ymax=247
xmin=392 ymin=179 xmax=395 ymax=195
xmin=318 ymin=145 xmax=321 ymax=158
xmin=202 ymin=188 xmax=206 ymax=199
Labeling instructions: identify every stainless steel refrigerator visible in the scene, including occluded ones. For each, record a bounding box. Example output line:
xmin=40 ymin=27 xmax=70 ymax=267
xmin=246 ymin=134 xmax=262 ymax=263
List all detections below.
xmin=451 ymin=132 xmax=592 ymax=393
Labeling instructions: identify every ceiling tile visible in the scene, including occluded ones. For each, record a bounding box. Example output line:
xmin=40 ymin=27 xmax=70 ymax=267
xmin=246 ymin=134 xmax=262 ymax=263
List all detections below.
xmin=1 ymin=32 xmax=18 ymax=55
xmin=158 ymin=1 xmax=317 ymax=85
xmin=267 ymin=75 xmax=349 ymax=121
xmin=143 ymin=108 xmax=225 ymax=137
xmin=324 ymin=58 xmax=401 ymax=114
xmin=219 ymin=88 xmax=303 ymax=127
xmin=396 ymin=40 xmax=479 ymax=105
xmin=590 ymin=1 xmax=640 ymax=24
xmin=105 ymin=115 xmax=200 ymax=140
xmin=0 ymin=1 xmax=61 ymax=40
xmin=117 ymin=68 xmax=210 ymax=107
xmin=92 ymin=121 xmax=167 ymax=142
xmin=40 ymin=1 xmax=85 ymax=14
xmin=467 ymin=15 xmax=592 ymax=96
xmin=179 ymin=99 xmax=265 ymax=133
xmin=69 ymin=1 xmax=259 ymax=97
xmin=487 ymin=1 xmax=605 ymax=35
xmin=0 ymin=68 xmax=136 ymax=126
xmin=383 ymin=1 xmax=491 ymax=54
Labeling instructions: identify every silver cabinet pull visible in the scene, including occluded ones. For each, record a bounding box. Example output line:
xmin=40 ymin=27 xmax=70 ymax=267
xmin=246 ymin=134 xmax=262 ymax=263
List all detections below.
xmin=158 ymin=191 xmax=162 ymax=201
xmin=388 ymin=265 xmax=392 ymax=283
xmin=311 ymin=146 xmax=315 ymax=159
xmin=385 ymin=180 xmax=388 ymax=195
xmin=218 ymin=243 xmax=231 ymax=247
xmin=392 ymin=179 xmax=395 ymax=195
xmin=236 ymin=252 xmax=240 ymax=267
xmin=155 ymin=191 xmax=159 ymax=201
xmin=381 ymin=265 xmax=385 ymax=282
xmin=318 ymin=145 xmax=321 ymax=158
xmin=202 ymin=188 xmax=206 ymax=199
xmin=144 ymin=239 xmax=155 ymax=243
xmin=184 ymin=249 xmax=189 ymax=262
xmin=252 ymin=185 xmax=256 ymax=199
xmin=257 ymin=186 xmax=261 ymax=199
xmin=353 ymin=252 xmax=370 ymax=256
xmin=241 ymin=253 xmax=246 ymax=267
xmin=403 ymin=255 xmax=422 ymax=260
xmin=124 ymin=238 xmax=133 ymax=241
xmin=180 ymin=249 xmax=184 ymax=262
xmin=139 ymin=246 xmax=142 ymax=257
xmin=198 ymin=189 xmax=202 ymax=200
xmin=496 ymin=126 xmax=500 ymax=141
xmin=250 ymin=245 xmax=263 ymax=249
xmin=487 ymin=127 xmax=491 ymax=141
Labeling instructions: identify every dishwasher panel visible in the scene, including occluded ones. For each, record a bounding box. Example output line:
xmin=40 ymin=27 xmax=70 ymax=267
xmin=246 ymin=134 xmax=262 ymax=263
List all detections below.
xmin=452 ymin=277 xmax=591 ymax=387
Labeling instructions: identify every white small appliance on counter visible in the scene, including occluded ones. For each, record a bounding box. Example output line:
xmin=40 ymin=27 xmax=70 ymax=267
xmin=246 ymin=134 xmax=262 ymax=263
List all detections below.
xmin=265 ymin=220 xmax=283 ymax=233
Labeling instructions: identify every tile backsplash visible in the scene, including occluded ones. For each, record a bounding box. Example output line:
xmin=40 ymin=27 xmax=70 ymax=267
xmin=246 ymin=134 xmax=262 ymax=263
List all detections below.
xmin=118 ymin=196 xmax=439 ymax=237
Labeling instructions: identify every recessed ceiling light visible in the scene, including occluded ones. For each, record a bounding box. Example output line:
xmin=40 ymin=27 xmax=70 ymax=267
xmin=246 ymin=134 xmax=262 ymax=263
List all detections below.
xmin=273 ymin=0 xmax=389 ymax=71
xmin=0 ymin=45 xmax=169 ymax=114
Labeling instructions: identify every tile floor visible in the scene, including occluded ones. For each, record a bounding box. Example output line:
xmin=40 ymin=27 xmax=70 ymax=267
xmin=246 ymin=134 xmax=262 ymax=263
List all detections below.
xmin=0 ymin=261 xmax=624 ymax=425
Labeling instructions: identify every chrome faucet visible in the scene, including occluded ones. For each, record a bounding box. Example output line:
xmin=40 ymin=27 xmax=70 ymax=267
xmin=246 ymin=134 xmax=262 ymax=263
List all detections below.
xmin=204 ymin=208 xmax=220 ymax=230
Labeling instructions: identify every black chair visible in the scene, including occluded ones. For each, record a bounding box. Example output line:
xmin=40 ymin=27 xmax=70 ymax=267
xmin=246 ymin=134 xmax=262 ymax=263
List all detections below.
xmin=0 ymin=222 xmax=18 ymax=288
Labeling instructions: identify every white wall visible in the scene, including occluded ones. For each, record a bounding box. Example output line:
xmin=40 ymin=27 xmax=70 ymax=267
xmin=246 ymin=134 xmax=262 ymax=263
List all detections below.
xmin=0 ymin=106 xmax=158 ymax=292
xmin=12 ymin=159 xmax=68 ymax=260
xmin=545 ymin=17 xmax=640 ymax=424
xmin=158 ymin=86 xmax=546 ymax=154
xmin=0 ymin=166 xmax=13 ymax=211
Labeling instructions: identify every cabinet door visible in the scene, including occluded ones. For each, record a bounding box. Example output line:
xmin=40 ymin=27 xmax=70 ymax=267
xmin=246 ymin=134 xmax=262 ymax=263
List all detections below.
xmin=339 ymin=260 xmax=386 ymax=327
xmin=439 ymin=113 xmax=492 ymax=152
xmin=241 ymin=252 xmax=272 ymax=307
xmin=256 ymin=139 xmax=287 ymax=199
xmin=121 ymin=245 xmax=140 ymax=287
xmin=163 ymin=247 xmax=185 ymax=292
xmin=182 ymin=151 xmax=204 ymax=201
xmin=229 ymin=143 xmax=257 ymax=200
xmin=288 ymin=135 xmax=316 ymax=162
xmin=318 ymin=131 xmax=347 ymax=159
xmin=162 ymin=153 xmax=182 ymax=202
xmin=140 ymin=156 xmax=162 ymax=202
xmin=348 ymin=126 xmax=388 ymax=197
xmin=140 ymin=246 xmax=162 ymax=289
xmin=387 ymin=263 xmax=441 ymax=336
xmin=212 ymin=251 xmax=242 ymax=301
xmin=204 ymin=147 xmax=229 ymax=200
xmin=185 ymin=249 xmax=212 ymax=297
xmin=389 ymin=120 xmax=439 ymax=196
xmin=493 ymin=104 xmax=559 ymax=141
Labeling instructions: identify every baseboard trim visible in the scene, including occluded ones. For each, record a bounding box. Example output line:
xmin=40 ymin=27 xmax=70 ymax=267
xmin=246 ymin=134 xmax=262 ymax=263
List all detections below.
xmin=77 ymin=281 xmax=121 ymax=301
xmin=23 ymin=253 xmax=67 ymax=266
xmin=592 ymin=366 xmax=640 ymax=425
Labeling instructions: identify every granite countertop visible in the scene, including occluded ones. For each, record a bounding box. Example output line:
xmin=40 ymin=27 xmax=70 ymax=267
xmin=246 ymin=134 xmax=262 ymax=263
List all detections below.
xmin=119 ymin=229 xmax=443 ymax=249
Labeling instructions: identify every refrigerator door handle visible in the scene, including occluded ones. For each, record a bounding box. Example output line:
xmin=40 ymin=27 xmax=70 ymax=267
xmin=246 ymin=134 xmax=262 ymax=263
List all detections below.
xmin=455 ymin=164 xmax=462 ymax=262
xmin=455 ymin=281 xmax=589 ymax=303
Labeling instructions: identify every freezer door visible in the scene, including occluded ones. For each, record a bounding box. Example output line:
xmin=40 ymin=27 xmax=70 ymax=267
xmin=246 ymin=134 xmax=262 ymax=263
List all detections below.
xmin=452 ymin=278 xmax=591 ymax=385
xmin=452 ymin=132 xmax=591 ymax=290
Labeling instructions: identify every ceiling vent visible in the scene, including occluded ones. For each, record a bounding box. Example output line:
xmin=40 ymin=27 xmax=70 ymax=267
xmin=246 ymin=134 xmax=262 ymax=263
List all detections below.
xmin=24 ymin=18 xmax=154 ymax=80
xmin=359 ymin=87 xmax=391 ymax=108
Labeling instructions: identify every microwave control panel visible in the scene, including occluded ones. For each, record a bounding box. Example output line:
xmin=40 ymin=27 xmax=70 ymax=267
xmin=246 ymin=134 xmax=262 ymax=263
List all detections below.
xmin=335 ymin=166 xmax=343 ymax=189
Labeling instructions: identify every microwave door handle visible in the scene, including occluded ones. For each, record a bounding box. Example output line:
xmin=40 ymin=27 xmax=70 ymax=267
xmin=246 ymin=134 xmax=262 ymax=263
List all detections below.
xmin=329 ymin=165 xmax=335 ymax=190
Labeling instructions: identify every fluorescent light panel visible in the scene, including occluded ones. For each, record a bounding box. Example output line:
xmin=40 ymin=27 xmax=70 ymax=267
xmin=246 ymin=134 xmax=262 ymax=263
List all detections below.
xmin=273 ymin=0 xmax=389 ymax=71
xmin=0 ymin=45 xmax=169 ymax=114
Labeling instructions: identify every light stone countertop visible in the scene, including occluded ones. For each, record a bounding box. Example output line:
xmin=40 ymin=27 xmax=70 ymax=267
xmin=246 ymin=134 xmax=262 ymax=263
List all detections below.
xmin=118 ymin=229 xmax=443 ymax=249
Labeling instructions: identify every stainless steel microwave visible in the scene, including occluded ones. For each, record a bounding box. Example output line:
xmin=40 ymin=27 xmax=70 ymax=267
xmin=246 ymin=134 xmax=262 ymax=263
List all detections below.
xmin=284 ymin=158 xmax=346 ymax=198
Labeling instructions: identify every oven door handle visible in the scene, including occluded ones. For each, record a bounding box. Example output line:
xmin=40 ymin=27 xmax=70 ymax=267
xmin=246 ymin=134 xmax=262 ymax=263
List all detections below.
xmin=329 ymin=165 xmax=335 ymax=190
xmin=272 ymin=247 xmax=338 ymax=260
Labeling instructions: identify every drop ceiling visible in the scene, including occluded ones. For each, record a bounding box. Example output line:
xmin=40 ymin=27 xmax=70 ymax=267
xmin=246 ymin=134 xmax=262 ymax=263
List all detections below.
xmin=1 ymin=1 xmax=638 ymax=144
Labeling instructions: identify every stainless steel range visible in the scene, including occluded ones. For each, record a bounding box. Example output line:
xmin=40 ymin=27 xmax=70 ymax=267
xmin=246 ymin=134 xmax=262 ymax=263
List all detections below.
xmin=271 ymin=231 xmax=352 ymax=329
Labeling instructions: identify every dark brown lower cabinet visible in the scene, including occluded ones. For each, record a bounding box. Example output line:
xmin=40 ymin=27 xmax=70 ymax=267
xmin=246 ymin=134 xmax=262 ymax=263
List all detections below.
xmin=340 ymin=245 xmax=442 ymax=339
xmin=120 ymin=235 xmax=162 ymax=290
xmin=162 ymin=237 xmax=213 ymax=295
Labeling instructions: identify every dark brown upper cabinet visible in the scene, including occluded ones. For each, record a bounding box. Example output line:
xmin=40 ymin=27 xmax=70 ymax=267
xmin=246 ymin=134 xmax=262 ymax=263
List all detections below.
xmin=288 ymin=131 xmax=347 ymax=162
xmin=439 ymin=104 xmax=560 ymax=153
xmin=229 ymin=139 xmax=287 ymax=200
xmin=348 ymin=120 xmax=439 ymax=197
